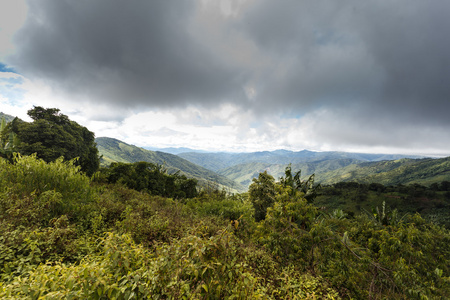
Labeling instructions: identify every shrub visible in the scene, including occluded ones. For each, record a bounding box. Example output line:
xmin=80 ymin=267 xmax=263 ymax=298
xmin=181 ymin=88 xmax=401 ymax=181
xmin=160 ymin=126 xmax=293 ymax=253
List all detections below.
xmin=0 ymin=154 xmax=94 ymax=227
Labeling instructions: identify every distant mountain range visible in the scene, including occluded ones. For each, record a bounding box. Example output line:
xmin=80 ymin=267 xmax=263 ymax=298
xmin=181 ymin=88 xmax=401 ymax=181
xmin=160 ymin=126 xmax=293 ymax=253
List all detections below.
xmin=95 ymin=137 xmax=245 ymax=192
xmin=143 ymin=146 xmax=208 ymax=155
xmin=177 ymin=150 xmax=431 ymax=187
xmin=2 ymin=111 xmax=449 ymax=190
xmin=97 ymin=137 xmax=449 ymax=189
xmin=177 ymin=150 xmax=424 ymax=172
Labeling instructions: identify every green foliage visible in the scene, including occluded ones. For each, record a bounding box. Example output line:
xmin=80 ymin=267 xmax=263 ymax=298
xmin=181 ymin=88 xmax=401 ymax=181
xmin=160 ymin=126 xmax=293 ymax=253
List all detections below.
xmin=0 ymin=233 xmax=152 ymax=299
xmin=249 ymin=171 xmax=277 ymax=221
xmin=0 ymin=154 xmax=95 ymax=227
xmin=0 ymin=156 xmax=449 ymax=299
xmin=0 ymin=117 xmax=20 ymax=161
xmin=255 ymin=186 xmax=318 ymax=263
xmin=251 ymin=171 xmax=450 ymax=298
xmin=318 ymin=156 xmax=450 ymax=186
xmin=101 ymin=161 xmax=199 ymax=199
xmin=10 ymin=106 xmax=99 ymax=175
xmin=280 ymin=164 xmax=319 ymax=203
xmin=190 ymin=194 xmax=253 ymax=221
xmin=96 ymin=137 xmax=244 ymax=192
xmin=316 ymin=181 xmax=450 ymax=228
xmin=0 ymin=216 xmax=94 ymax=282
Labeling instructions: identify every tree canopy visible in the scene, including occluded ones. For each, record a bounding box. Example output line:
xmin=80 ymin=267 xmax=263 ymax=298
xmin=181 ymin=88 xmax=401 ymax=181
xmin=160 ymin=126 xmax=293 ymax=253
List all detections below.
xmin=7 ymin=106 xmax=100 ymax=175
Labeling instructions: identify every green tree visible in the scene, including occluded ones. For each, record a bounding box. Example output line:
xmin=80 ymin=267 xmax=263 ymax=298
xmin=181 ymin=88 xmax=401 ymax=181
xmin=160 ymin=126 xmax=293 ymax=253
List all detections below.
xmin=102 ymin=161 xmax=198 ymax=199
xmin=10 ymin=107 xmax=100 ymax=176
xmin=279 ymin=164 xmax=319 ymax=203
xmin=0 ymin=117 xmax=20 ymax=160
xmin=248 ymin=171 xmax=276 ymax=221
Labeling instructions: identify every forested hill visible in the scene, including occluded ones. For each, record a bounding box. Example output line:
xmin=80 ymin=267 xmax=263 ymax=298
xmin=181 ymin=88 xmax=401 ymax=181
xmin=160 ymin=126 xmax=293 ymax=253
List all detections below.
xmin=96 ymin=137 xmax=244 ymax=192
xmin=178 ymin=149 xmax=423 ymax=172
xmin=218 ymin=159 xmax=362 ymax=187
xmin=317 ymin=156 xmax=450 ymax=186
xmin=0 ymin=112 xmax=15 ymax=123
xmin=179 ymin=150 xmax=428 ymax=188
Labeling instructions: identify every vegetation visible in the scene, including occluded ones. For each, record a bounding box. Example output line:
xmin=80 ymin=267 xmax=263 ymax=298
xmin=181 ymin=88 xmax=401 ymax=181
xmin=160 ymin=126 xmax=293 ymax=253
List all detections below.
xmin=0 ymin=113 xmax=14 ymax=123
xmin=0 ymin=117 xmax=20 ymax=160
xmin=179 ymin=150 xmax=449 ymax=189
xmin=0 ymin=108 xmax=449 ymax=298
xmin=0 ymin=154 xmax=448 ymax=299
xmin=99 ymin=161 xmax=198 ymax=199
xmin=99 ymin=135 xmax=450 ymax=191
xmin=96 ymin=137 xmax=245 ymax=193
xmin=178 ymin=150 xmax=419 ymax=173
xmin=317 ymin=157 xmax=450 ymax=186
xmin=316 ymin=181 xmax=450 ymax=229
xmin=2 ymin=107 xmax=100 ymax=176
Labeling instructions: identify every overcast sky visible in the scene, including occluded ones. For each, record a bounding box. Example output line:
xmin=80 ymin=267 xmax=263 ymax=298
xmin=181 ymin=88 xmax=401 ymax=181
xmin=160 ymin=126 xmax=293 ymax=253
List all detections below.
xmin=1 ymin=0 xmax=449 ymax=155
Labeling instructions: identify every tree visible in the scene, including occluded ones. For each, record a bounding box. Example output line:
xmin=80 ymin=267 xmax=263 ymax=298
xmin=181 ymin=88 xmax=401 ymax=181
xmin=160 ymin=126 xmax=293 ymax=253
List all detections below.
xmin=9 ymin=107 xmax=100 ymax=176
xmin=102 ymin=161 xmax=198 ymax=199
xmin=279 ymin=164 xmax=319 ymax=203
xmin=248 ymin=171 xmax=276 ymax=221
xmin=0 ymin=117 xmax=20 ymax=160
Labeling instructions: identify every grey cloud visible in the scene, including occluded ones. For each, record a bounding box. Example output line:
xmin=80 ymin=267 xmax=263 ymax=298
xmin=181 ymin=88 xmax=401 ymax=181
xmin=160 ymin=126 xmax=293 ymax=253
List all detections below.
xmin=6 ymin=0 xmax=450 ymax=144
xmin=9 ymin=0 xmax=246 ymax=109
xmin=233 ymin=0 xmax=450 ymax=124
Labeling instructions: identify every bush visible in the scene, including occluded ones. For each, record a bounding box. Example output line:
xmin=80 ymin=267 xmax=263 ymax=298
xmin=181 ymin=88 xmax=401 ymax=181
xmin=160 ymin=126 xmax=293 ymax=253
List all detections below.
xmin=0 ymin=154 xmax=94 ymax=227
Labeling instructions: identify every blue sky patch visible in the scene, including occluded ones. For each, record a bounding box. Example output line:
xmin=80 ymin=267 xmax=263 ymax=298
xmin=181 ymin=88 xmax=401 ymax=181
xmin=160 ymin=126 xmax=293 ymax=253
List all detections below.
xmin=0 ymin=62 xmax=18 ymax=74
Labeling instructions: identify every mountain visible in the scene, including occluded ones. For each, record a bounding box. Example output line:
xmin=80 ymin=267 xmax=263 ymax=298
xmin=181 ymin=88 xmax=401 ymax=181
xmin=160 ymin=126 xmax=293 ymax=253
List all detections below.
xmin=218 ymin=158 xmax=364 ymax=187
xmin=178 ymin=150 xmax=426 ymax=187
xmin=95 ymin=137 xmax=244 ymax=192
xmin=317 ymin=156 xmax=450 ymax=186
xmin=0 ymin=112 xmax=15 ymax=123
xmin=143 ymin=146 xmax=207 ymax=155
xmin=177 ymin=150 xmax=423 ymax=173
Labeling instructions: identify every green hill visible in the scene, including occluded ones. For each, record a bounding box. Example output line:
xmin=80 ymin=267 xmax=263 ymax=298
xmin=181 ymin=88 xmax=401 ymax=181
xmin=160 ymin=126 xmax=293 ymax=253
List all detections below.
xmin=0 ymin=112 xmax=16 ymax=123
xmin=178 ymin=150 xmax=422 ymax=172
xmin=96 ymin=137 xmax=245 ymax=192
xmin=179 ymin=149 xmax=447 ymax=188
xmin=178 ymin=150 xmax=426 ymax=188
xmin=218 ymin=158 xmax=363 ymax=187
xmin=317 ymin=157 xmax=450 ymax=186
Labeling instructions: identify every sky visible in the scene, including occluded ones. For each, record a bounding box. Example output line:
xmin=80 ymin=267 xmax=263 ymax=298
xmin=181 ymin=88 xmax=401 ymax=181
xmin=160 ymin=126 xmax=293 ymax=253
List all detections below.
xmin=1 ymin=0 xmax=450 ymax=156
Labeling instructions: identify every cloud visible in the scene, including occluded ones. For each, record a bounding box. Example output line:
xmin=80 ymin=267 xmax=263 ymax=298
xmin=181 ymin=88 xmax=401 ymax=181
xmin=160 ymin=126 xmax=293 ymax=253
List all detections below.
xmin=0 ymin=0 xmax=28 ymax=59
xmin=2 ymin=0 xmax=450 ymax=154
xmin=7 ymin=1 xmax=248 ymax=111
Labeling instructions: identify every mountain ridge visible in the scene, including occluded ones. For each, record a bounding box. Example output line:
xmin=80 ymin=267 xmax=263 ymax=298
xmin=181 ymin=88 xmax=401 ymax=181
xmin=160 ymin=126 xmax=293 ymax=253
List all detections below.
xmin=95 ymin=137 xmax=245 ymax=192
xmin=177 ymin=149 xmax=425 ymax=172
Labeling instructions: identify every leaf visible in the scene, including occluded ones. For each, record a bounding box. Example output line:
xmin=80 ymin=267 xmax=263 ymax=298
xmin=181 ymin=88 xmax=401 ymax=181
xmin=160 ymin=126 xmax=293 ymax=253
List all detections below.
xmin=342 ymin=231 xmax=349 ymax=245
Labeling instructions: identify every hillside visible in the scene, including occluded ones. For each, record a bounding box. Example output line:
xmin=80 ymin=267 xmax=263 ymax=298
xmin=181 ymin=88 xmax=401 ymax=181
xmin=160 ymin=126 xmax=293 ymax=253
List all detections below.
xmin=178 ymin=149 xmax=450 ymax=188
xmin=218 ymin=158 xmax=362 ymax=187
xmin=178 ymin=149 xmax=423 ymax=172
xmin=0 ymin=112 xmax=16 ymax=123
xmin=317 ymin=156 xmax=450 ymax=186
xmin=1 ymin=154 xmax=448 ymax=299
xmin=96 ymin=137 xmax=244 ymax=192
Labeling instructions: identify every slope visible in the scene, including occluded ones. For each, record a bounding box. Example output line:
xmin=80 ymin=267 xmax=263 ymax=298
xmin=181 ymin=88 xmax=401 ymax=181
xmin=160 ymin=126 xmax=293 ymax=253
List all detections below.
xmin=0 ymin=112 xmax=16 ymax=123
xmin=219 ymin=158 xmax=362 ymax=187
xmin=317 ymin=157 xmax=450 ymax=186
xmin=96 ymin=137 xmax=244 ymax=192
xmin=178 ymin=150 xmax=423 ymax=172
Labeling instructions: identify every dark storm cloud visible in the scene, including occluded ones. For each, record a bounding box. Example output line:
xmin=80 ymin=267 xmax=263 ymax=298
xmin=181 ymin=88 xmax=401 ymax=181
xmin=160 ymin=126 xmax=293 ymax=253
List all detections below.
xmin=8 ymin=0 xmax=246 ymax=108
xmin=7 ymin=0 xmax=450 ymax=127
xmin=233 ymin=0 xmax=450 ymax=124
